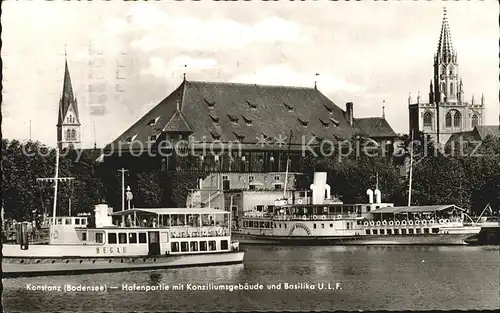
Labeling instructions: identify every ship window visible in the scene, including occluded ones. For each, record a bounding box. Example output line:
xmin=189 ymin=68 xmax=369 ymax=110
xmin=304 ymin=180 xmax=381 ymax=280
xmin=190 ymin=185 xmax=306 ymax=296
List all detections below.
xmin=279 ymin=224 xmax=282 ymax=228
xmin=260 ymin=221 xmax=265 ymax=228
xmin=181 ymin=242 xmax=189 ymax=252
xmin=284 ymin=224 xmax=287 ymax=229
xmin=190 ymin=241 xmax=199 ymax=252
xmin=401 ymin=229 xmax=407 ymax=235
xmin=221 ymin=240 xmax=229 ymax=250
xmin=108 ymin=233 xmax=117 ymax=244
xmin=275 ymin=184 xmax=282 ymax=191
xmin=431 ymin=228 xmax=439 ymax=234
xmin=366 ymin=230 xmax=371 ymax=235
xmin=82 ymin=233 xmax=87 ymax=241
xmin=81 ymin=219 xmax=87 ymax=225
xmin=387 ymin=229 xmax=392 ymax=235
xmin=372 ymin=229 xmax=378 ymax=235
xmin=321 ymin=224 xmax=325 ymax=229
xmin=243 ymin=221 xmax=248 ymax=227
xmin=118 ymin=233 xmax=127 ymax=244
xmin=380 ymin=229 xmax=385 ymax=235
xmin=96 ymin=233 xmax=104 ymax=243
xmin=424 ymin=228 xmax=430 ymax=234
xmin=200 ymin=241 xmax=208 ymax=251
xmin=129 ymin=233 xmax=137 ymax=243
xmin=75 ymin=219 xmax=80 ymax=225
xmin=416 ymin=228 xmax=422 ymax=234
xmin=138 ymin=232 xmax=147 ymax=243
xmin=57 ymin=218 xmax=63 ymax=225
xmin=313 ymin=224 xmax=317 ymax=229
xmin=394 ymin=229 xmax=399 ymax=235
xmin=249 ymin=185 xmax=256 ymax=191
xmin=208 ymin=240 xmax=217 ymax=251
xmin=409 ymin=229 xmax=414 ymax=235
xmin=330 ymin=224 xmax=333 ymax=228
xmin=265 ymin=222 xmax=270 ymax=228
xmin=346 ymin=223 xmax=350 ymax=230
xmin=171 ymin=242 xmax=179 ymax=252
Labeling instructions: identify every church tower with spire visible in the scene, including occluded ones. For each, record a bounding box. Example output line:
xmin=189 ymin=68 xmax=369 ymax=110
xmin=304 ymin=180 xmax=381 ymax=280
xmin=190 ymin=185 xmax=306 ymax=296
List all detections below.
xmin=409 ymin=8 xmax=485 ymax=144
xmin=57 ymin=54 xmax=81 ymax=150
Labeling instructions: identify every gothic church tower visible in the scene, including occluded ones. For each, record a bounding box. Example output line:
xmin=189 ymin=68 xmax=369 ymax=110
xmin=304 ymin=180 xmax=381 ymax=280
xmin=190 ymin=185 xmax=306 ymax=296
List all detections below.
xmin=57 ymin=55 xmax=81 ymax=150
xmin=409 ymin=8 xmax=485 ymax=144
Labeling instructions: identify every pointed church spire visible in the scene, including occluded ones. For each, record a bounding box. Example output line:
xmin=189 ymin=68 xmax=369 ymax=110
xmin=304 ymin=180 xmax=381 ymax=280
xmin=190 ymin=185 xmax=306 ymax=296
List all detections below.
xmin=58 ymin=54 xmax=78 ymax=125
xmin=436 ymin=7 xmax=454 ymax=63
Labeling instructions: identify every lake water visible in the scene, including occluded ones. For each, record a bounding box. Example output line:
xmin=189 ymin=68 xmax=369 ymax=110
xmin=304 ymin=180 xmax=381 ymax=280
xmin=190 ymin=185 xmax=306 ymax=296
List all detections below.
xmin=3 ymin=245 xmax=499 ymax=312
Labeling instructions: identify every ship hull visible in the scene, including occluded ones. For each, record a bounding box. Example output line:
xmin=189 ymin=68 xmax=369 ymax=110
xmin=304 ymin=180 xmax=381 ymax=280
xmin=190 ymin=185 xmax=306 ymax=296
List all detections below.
xmin=233 ymin=233 xmax=477 ymax=245
xmin=2 ymin=251 xmax=245 ymax=278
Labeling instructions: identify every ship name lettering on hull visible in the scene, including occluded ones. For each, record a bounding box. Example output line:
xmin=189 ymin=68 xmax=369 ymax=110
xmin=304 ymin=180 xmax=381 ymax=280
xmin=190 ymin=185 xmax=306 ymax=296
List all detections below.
xmin=96 ymin=246 xmax=126 ymax=254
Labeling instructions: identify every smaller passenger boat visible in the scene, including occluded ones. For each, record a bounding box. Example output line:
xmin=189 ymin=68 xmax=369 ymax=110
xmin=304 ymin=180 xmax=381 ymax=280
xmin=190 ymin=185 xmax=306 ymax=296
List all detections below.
xmin=2 ymin=149 xmax=244 ymax=278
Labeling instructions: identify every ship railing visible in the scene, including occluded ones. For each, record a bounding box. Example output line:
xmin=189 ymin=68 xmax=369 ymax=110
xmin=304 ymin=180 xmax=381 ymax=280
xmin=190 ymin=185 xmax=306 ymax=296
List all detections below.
xmin=273 ymin=213 xmax=358 ymax=221
xmin=169 ymin=226 xmax=230 ymax=239
xmin=361 ymin=218 xmax=464 ymax=228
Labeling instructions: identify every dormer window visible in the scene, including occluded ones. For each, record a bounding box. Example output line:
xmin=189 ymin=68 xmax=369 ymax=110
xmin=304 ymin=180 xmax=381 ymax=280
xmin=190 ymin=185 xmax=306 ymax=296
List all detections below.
xmin=319 ymin=118 xmax=329 ymax=128
xmin=210 ymin=131 xmax=221 ymax=140
xmin=297 ymin=118 xmax=308 ymax=127
xmin=228 ymin=114 xmax=239 ymax=125
xmin=329 ymin=117 xmax=340 ymax=127
xmin=209 ymin=114 xmax=220 ymax=125
xmin=148 ymin=134 xmax=158 ymax=142
xmin=204 ymin=98 xmax=215 ymax=108
xmin=241 ymin=115 xmax=253 ymax=126
xmin=233 ymin=132 xmax=245 ymax=141
xmin=283 ymin=102 xmax=294 ymax=112
xmin=246 ymin=100 xmax=257 ymax=109
xmin=324 ymin=104 xmax=334 ymax=114
xmin=123 ymin=134 xmax=138 ymax=143
xmin=146 ymin=116 xmax=160 ymax=126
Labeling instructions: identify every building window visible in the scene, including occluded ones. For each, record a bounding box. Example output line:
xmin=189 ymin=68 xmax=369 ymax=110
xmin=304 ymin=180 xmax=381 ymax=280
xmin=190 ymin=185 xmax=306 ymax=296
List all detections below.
xmin=66 ymin=129 xmax=71 ymax=140
xmin=423 ymin=111 xmax=432 ymax=128
xmin=274 ymin=184 xmax=282 ymax=191
xmin=445 ymin=112 xmax=452 ymax=128
xmin=450 ymin=83 xmax=454 ymax=96
xmin=453 ymin=110 xmax=461 ymax=128
xmin=330 ymin=224 xmax=333 ymax=228
xmin=471 ymin=114 xmax=479 ymax=128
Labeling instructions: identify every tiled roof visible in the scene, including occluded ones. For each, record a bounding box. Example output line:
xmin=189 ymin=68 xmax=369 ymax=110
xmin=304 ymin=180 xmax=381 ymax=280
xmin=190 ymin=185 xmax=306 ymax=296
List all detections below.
xmin=354 ymin=117 xmax=397 ymax=138
xmin=475 ymin=126 xmax=500 ymax=139
xmin=107 ymin=80 xmax=378 ymax=152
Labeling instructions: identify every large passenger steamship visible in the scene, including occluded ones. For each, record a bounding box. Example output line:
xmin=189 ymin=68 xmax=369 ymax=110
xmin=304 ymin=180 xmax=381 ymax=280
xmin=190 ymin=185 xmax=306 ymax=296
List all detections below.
xmin=233 ymin=172 xmax=481 ymax=245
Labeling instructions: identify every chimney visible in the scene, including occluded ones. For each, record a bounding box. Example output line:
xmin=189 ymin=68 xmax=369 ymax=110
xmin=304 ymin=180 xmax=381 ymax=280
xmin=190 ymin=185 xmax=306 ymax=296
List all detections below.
xmin=346 ymin=102 xmax=354 ymax=126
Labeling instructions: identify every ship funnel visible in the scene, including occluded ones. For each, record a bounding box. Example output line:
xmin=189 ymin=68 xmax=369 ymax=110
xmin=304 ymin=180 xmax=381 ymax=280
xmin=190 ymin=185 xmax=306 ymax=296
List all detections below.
xmin=374 ymin=189 xmax=381 ymax=204
xmin=310 ymin=172 xmax=329 ymax=205
xmin=366 ymin=189 xmax=374 ymax=204
xmin=94 ymin=204 xmax=113 ymax=227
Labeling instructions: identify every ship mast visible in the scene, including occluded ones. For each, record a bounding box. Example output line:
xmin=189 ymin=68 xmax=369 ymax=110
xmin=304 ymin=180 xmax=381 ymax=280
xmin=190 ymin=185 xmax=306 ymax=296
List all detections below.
xmin=283 ymin=130 xmax=293 ymax=199
xmin=407 ymin=130 xmax=415 ymax=206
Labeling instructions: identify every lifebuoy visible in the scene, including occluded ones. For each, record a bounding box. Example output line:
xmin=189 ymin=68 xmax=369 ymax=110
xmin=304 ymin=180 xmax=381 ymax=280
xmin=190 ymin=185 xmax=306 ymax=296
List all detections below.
xmin=313 ymin=215 xmax=318 ymax=220
xmin=430 ymin=219 xmax=435 ymax=224
xmin=415 ymin=220 xmax=420 ymax=226
xmin=302 ymin=215 xmax=307 ymax=221
xmin=395 ymin=221 xmax=400 ymax=226
xmin=337 ymin=215 xmax=342 ymax=219
xmin=52 ymin=230 xmax=59 ymax=238
xmin=382 ymin=220 xmax=387 ymax=226
xmin=202 ymin=228 xmax=208 ymax=236
xmin=363 ymin=221 xmax=369 ymax=227
xmin=445 ymin=219 xmax=450 ymax=224
xmin=421 ymin=220 xmax=427 ymax=226
xmin=402 ymin=220 xmax=407 ymax=226
xmin=369 ymin=221 xmax=375 ymax=226
xmin=408 ymin=220 xmax=413 ymax=226
xmin=321 ymin=215 xmax=326 ymax=220
xmin=376 ymin=221 xmax=381 ymax=227
xmin=439 ymin=219 xmax=444 ymax=224
xmin=389 ymin=221 xmax=394 ymax=226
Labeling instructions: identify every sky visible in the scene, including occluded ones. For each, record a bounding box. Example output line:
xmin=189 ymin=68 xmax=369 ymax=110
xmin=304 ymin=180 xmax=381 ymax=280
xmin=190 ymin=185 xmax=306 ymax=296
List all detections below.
xmin=2 ymin=0 xmax=499 ymax=148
